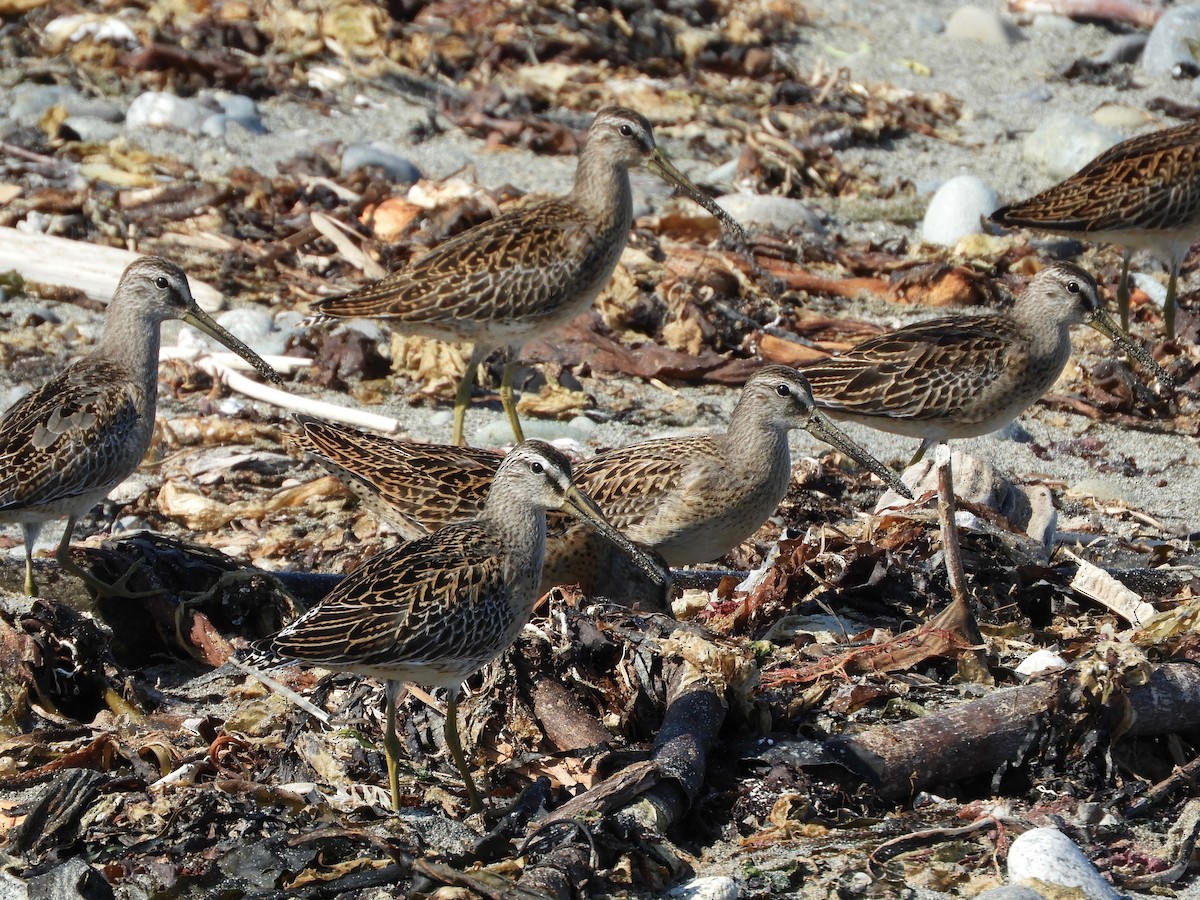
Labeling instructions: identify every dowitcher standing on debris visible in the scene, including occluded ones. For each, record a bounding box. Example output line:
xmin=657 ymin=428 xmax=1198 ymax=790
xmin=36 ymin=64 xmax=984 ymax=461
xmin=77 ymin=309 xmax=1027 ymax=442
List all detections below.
xmin=800 ymin=262 xmax=1173 ymax=464
xmin=270 ymin=440 xmax=666 ymax=813
xmin=0 ymin=257 xmax=280 ymax=597
xmin=991 ymin=119 xmax=1200 ymax=338
xmin=314 ymin=106 xmax=744 ymax=446
xmin=291 ymin=366 xmax=911 ymax=603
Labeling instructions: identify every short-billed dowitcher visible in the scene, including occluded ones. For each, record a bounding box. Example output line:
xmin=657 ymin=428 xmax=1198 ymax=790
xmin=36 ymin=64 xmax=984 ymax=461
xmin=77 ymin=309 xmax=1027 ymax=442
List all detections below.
xmin=0 ymin=257 xmax=280 ymax=597
xmin=991 ymin=119 xmax=1200 ymax=338
xmin=291 ymin=366 xmax=911 ymax=602
xmin=313 ymin=106 xmax=744 ymax=447
xmin=270 ymin=440 xmax=666 ymax=813
xmin=800 ymin=261 xmax=1172 ymax=463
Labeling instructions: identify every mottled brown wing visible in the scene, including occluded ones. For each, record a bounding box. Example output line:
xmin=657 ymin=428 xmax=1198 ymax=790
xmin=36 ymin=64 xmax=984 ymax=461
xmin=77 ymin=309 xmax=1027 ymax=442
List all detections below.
xmin=315 ymin=201 xmax=598 ymax=324
xmin=291 ymin=417 xmax=497 ymax=535
xmin=802 ymin=316 xmax=1025 ymax=422
xmin=0 ymin=361 xmax=144 ymax=512
xmin=993 ymin=123 xmax=1200 ymax=232
xmin=271 ymin=523 xmax=515 ymax=670
xmin=573 ymin=436 xmax=718 ymax=532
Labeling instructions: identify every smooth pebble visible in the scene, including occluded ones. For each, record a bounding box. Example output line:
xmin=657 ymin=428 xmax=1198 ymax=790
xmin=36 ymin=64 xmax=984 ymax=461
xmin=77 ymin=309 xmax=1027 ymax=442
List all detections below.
xmin=945 ymin=5 xmax=1019 ymax=45
xmin=1007 ymin=828 xmax=1122 ymax=900
xmin=1144 ymin=4 xmax=1200 ymax=76
xmin=126 ymin=91 xmax=214 ymax=135
xmin=715 ymin=194 xmax=824 ymax=233
xmin=664 ymin=876 xmax=739 ymax=900
xmin=341 ymin=143 xmax=422 ymax=184
xmin=1021 ymin=114 xmax=1122 ymax=180
xmin=920 ymin=174 xmax=998 ymax=246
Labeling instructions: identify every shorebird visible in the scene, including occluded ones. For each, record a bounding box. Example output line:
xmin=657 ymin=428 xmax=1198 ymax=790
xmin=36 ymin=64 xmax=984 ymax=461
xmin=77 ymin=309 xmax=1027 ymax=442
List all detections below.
xmin=291 ymin=366 xmax=912 ymax=603
xmin=0 ymin=257 xmax=280 ymax=598
xmin=990 ymin=119 xmax=1200 ymax=339
xmin=799 ymin=261 xmax=1173 ymax=464
xmin=269 ymin=440 xmax=666 ymax=813
xmin=313 ymin=106 xmax=744 ymax=447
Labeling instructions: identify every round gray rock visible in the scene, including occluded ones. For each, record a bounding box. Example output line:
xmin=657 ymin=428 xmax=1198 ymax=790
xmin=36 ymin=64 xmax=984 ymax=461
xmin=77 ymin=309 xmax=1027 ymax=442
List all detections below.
xmin=1144 ymin=5 xmax=1200 ymax=75
xmin=1021 ymin=113 xmax=1123 ymax=180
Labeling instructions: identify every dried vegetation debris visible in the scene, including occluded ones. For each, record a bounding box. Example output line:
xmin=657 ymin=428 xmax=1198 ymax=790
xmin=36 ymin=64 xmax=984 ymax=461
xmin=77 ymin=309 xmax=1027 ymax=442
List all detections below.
xmin=1 ymin=0 xmax=1200 ymax=897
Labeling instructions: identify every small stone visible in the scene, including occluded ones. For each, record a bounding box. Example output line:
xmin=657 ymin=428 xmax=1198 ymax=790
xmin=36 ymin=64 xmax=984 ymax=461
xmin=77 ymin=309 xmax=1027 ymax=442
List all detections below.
xmin=214 ymin=93 xmax=267 ymax=135
xmin=1007 ymin=828 xmax=1122 ymax=899
xmin=1030 ymin=14 xmax=1078 ymax=31
xmin=999 ymin=85 xmax=1052 ymax=106
xmin=1021 ymin=114 xmax=1123 ymax=180
xmin=705 ymin=158 xmax=740 ymax=184
xmin=664 ymin=876 xmax=739 ymax=900
xmin=216 ymin=307 xmax=285 ymax=355
xmin=970 ymin=888 xmax=1049 ymax=900
xmin=125 ymin=91 xmax=214 ymax=135
xmin=1092 ymin=103 xmax=1152 ymax=130
xmin=945 ymin=5 xmax=1019 ymax=45
xmin=8 ymin=84 xmax=81 ymax=123
xmin=341 ymin=143 xmax=422 ymax=184
xmin=715 ymin=194 xmax=824 ymax=233
xmin=200 ymin=114 xmax=228 ymax=138
xmin=60 ymin=116 xmax=122 ymax=143
xmin=877 ymin=449 xmax=1056 ymax=548
xmin=1098 ymin=33 xmax=1147 ymax=65
xmin=921 ymin=175 xmax=998 ymax=246
xmin=910 ymin=11 xmax=944 ymax=35
xmin=1144 ymin=5 xmax=1200 ymax=76
xmin=1015 ymin=649 xmax=1067 ymax=676
xmin=25 ymin=856 xmax=115 ymax=900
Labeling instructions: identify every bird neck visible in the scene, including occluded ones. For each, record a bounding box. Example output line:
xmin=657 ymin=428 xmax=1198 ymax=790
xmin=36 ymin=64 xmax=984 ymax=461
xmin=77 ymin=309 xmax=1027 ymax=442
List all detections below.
xmin=569 ymin=151 xmax=634 ymax=233
xmin=479 ymin=487 xmax=549 ymax=585
xmin=722 ymin=401 xmax=792 ymax=480
xmin=94 ymin=303 xmax=163 ymax=400
xmin=1012 ymin=294 xmax=1074 ymax=356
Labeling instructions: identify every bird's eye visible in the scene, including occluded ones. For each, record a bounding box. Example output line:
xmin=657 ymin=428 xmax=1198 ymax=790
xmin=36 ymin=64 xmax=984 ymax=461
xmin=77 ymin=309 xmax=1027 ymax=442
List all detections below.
xmin=530 ymin=461 xmax=545 ymax=475
xmin=619 ymin=123 xmax=633 ymax=136
xmin=1066 ymin=280 xmax=1080 ymax=294
xmin=155 ymin=276 xmax=169 ymax=289
xmin=775 ymin=383 xmax=792 ymax=397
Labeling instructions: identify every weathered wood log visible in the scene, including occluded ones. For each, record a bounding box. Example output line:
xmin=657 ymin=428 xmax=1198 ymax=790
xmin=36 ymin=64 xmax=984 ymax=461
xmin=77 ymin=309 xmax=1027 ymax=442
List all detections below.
xmin=826 ymin=661 xmax=1200 ymax=799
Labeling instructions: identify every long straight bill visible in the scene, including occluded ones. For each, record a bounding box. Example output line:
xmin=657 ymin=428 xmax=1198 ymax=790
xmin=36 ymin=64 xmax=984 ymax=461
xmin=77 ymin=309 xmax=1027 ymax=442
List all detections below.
xmin=647 ymin=149 xmax=748 ymax=243
xmin=183 ymin=307 xmax=282 ymax=384
xmin=562 ymin=485 xmax=668 ymax=586
xmin=1088 ymin=309 xmax=1176 ymax=390
xmin=805 ymin=409 xmax=914 ymax=499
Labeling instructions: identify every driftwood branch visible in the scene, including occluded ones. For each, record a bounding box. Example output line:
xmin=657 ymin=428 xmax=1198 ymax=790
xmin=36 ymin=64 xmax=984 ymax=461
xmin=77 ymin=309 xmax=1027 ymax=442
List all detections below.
xmin=824 ymin=661 xmax=1200 ymax=799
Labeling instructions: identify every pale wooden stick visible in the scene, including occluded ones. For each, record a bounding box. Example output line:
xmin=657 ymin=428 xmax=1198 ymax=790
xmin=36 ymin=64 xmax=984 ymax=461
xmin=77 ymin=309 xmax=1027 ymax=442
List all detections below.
xmin=0 ymin=227 xmax=224 ymax=311
xmin=196 ymin=356 xmax=403 ymax=433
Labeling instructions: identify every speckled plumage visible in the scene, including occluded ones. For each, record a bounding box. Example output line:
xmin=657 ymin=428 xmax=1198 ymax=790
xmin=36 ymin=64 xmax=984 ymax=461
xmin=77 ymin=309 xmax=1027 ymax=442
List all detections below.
xmin=991 ymin=120 xmax=1200 ymax=337
xmin=799 ymin=262 xmax=1172 ymax=461
xmin=0 ymin=256 xmax=279 ymax=597
xmin=290 ymin=366 xmax=910 ymax=606
xmin=271 ymin=440 xmax=665 ymax=813
xmin=314 ymin=107 xmax=740 ymax=446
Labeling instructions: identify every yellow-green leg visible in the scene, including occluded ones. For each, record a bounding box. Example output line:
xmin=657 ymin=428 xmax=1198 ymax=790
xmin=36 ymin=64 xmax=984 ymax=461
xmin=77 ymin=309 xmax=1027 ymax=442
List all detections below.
xmin=443 ymin=688 xmax=483 ymax=813
xmin=1165 ymin=264 xmax=1179 ymax=341
xmin=498 ymin=349 xmax=526 ymax=444
xmin=383 ymin=680 xmax=406 ymax=813
xmin=907 ymin=437 xmax=935 ymax=468
xmin=54 ymin=516 xmax=160 ymax=599
xmin=451 ymin=345 xmax=488 ymax=447
xmin=1116 ymin=248 xmax=1132 ymax=332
